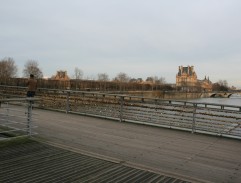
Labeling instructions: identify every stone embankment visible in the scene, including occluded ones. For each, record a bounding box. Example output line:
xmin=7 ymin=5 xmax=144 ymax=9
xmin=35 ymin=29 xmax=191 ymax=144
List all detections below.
xmin=125 ymin=91 xmax=201 ymax=99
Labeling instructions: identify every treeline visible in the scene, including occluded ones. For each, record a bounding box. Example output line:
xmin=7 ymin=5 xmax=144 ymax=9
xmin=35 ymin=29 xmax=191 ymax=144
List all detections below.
xmin=0 ymin=57 xmax=231 ymax=92
xmin=0 ymin=77 xmax=174 ymax=92
xmin=1 ymin=77 xmax=230 ymax=92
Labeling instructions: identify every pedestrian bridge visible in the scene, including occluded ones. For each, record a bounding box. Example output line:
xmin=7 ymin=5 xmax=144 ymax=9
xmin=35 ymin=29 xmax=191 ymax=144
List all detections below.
xmin=1 ymin=97 xmax=241 ymax=182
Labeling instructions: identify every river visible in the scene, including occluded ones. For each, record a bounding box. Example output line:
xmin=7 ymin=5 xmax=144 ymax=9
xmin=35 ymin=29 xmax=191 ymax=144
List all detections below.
xmin=189 ymin=94 xmax=241 ymax=106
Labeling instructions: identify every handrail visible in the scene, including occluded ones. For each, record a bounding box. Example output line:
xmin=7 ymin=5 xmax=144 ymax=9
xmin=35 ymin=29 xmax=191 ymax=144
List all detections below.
xmin=0 ymin=98 xmax=41 ymax=102
xmin=1 ymin=85 xmax=241 ymax=140
xmin=1 ymin=85 xmax=241 ymax=111
xmin=0 ymin=97 xmax=38 ymax=140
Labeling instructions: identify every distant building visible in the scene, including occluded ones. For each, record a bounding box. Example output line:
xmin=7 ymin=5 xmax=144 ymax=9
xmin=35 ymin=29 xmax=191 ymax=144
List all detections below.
xmin=51 ymin=70 xmax=70 ymax=89
xmin=176 ymin=66 xmax=197 ymax=91
xmin=176 ymin=66 xmax=212 ymax=92
xmin=52 ymin=71 xmax=70 ymax=81
xmin=199 ymin=76 xmax=212 ymax=92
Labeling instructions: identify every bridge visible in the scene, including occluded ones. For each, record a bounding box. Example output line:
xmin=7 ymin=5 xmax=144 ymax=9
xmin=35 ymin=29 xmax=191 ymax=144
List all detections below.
xmin=1 ymin=85 xmax=241 ymax=139
xmin=1 ymin=90 xmax=241 ymax=182
xmin=0 ymin=101 xmax=241 ymax=182
xmin=201 ymin=91 xmax=241 ymax=98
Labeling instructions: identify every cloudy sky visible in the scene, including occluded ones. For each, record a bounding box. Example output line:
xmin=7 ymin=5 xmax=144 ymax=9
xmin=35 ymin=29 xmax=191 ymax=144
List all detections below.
xmin=1 ymin=0 xmax=241 ymax=87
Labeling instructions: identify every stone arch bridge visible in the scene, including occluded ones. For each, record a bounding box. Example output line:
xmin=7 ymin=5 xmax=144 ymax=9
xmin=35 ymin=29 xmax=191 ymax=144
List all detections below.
xmin=202 ymin=91 xmax=241 ymax=98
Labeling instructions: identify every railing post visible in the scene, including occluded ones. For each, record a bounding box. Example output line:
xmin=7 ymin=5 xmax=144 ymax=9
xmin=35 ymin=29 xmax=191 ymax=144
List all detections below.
xmin=6 ymin=102 xmax=9 ymax=123
xmin=192 ymin=104 xmax=197 ymax=134
xmin=27 ymin=99 xmax=33 ymax=136
xmin=120 ymin=96 xmax=124 ymax=122
xmin=66 ymin=91 xmax=70 ymax=113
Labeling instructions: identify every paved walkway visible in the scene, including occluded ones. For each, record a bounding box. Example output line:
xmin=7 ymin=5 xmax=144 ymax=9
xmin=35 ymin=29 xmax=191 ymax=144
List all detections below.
xmin=33 ymin=109 xmax=241 ymax=183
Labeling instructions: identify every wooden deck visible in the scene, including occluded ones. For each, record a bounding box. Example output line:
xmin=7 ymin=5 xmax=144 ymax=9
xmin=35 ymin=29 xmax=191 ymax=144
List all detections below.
xmin=32 ymin=108 xmax=241 ymax=183
xmin=0 ymin=139 xmax=190 ymax=183
xmin=1 ymin=107 xmax=241 ymax=182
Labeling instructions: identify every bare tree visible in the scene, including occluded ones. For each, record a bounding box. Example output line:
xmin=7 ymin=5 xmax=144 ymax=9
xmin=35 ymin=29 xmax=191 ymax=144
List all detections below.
xmin=97 ymin=73 xmax=109 ymax=81
xmin=23 ymin=60 xmax=43 ymax=79
xmin=113 ymin=72 xmax=130 ymax=91
xmin=73 ymin=67 xmax=83 ymax=80
xmin=212 ymin=80 xmax=229 ymax=91
xmin=97 ymin=73 xmax=109 ymax=91
xmin=158 ymin=77 xmax=166 ymax=85
xmin=114 ymin=72 xmax=130 ymax=83
xmin=218 ymin=80 xmax=228 ymax=87
xmin=72 ymin=67 xmax=83 ymax=90
xmin=146 ymin=76 xmax=154 ymax=83
xmin=146 ymin=76 xmax=156 ymax=90
xmin=146 ymin=76 xmax=166 ymax=90
xmin=0 ymin=57 xmax=18 ymax=81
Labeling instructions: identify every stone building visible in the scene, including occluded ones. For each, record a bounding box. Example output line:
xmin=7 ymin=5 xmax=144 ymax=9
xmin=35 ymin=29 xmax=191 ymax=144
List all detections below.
xmin=51 ymin=70 xmax=70 ymax=89
xmin=176 ymin=66 xmax=197 ymax=91
xmin=199 ymin=76 xmax=212 ymax=92
xmin=176 ymin=66 xmax=212 ymax=92
xmin=52 ymin=71 xmax=70 ymax=81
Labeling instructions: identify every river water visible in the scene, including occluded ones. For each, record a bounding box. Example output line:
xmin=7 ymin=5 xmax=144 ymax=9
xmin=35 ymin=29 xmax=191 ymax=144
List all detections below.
xmin=189 ymin=94 xmax=241 ymax=106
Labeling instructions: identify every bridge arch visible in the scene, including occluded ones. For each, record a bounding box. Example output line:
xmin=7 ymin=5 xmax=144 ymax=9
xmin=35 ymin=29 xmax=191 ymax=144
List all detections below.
xmin=228 ymin=93 xmax=233 ymax=98
xmin=209 ymin=92 xmax=233 ymax=98
xmin=210 ymin=93 xmax=217 ymax=98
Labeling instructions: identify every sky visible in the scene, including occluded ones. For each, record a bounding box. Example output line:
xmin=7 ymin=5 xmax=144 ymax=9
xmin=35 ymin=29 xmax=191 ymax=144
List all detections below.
xmin=1 ymin=0 xmax=241 ymax=87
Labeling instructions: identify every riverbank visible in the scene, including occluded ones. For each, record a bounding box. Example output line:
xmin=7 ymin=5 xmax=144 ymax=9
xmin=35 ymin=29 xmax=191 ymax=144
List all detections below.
xmin=120 ymin=91 xmax=201 ymax=100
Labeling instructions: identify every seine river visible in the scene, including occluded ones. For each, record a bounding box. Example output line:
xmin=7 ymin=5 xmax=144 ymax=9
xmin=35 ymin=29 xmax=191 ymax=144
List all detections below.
xmin=189 ymin=94 xmax=241 ymax=106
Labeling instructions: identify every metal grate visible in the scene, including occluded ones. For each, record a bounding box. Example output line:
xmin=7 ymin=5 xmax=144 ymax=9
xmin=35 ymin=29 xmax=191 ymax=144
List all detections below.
xmin=0 ymin=140 xmax=191 ymax=183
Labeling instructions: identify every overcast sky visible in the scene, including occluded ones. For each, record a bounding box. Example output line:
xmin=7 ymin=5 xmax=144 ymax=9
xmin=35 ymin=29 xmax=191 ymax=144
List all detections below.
xmin=1 ymin=0 xmax=241 ymax=87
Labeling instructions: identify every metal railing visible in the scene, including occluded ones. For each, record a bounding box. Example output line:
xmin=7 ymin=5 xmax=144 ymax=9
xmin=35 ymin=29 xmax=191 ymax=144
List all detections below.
xmin=0 ymin=98 xmax=39 ymax=140
xmin=1 ymin=85 xmax=241 ymax=139
xmin=64 ymin=91 xmax=241 ymax=139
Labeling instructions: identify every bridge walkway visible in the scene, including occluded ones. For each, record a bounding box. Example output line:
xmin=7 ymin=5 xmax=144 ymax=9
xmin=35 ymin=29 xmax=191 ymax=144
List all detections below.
xmin=1 ymin=107 xmax=241 ymax=182
xmin=31 ymin=108 xmax=241 ymax=183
